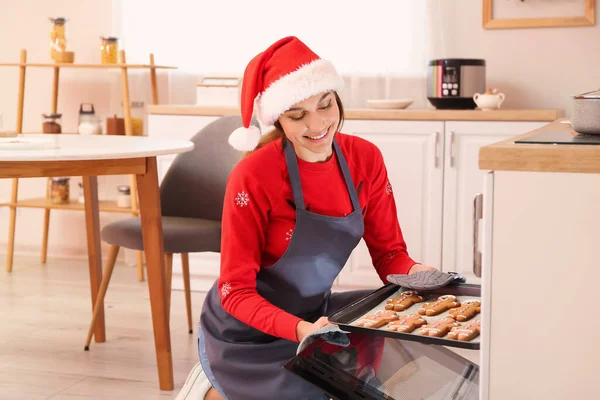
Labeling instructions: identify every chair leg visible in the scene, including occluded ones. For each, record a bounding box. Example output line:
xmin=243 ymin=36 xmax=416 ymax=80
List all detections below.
xmin=84 ymin=244 xmax=120 ymax=350
xmin=164 ymin=253 xmax=173 ymax=323
xmin=180 ymin=253 xmax=193 ymax=334
xmin=136 ymin=250 xmax=144 ymax=281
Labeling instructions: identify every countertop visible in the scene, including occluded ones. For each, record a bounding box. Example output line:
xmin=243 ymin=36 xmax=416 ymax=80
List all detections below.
xmin=147 ymin=105 xmax=563 ymax=122
xmin=479 ymin=120 xmax=600 ymax=173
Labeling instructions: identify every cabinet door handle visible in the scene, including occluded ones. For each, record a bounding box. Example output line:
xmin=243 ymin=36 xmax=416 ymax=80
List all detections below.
xmin=449 ymin=131 xmax=456 ymax=167
xmin=434 ymin=131 xmax=440 ymax=168
xmin=473 ymin=193 xmax=483 ymax=278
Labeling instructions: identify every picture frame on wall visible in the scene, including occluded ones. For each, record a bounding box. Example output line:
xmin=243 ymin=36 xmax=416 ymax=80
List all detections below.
xmin=483 ymin=0 xmax=596 ymax=29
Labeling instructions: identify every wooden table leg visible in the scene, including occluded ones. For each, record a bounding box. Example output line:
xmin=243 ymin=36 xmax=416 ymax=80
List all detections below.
xmin=136 ymin=157 xmax=173 ymax=391
xmin=82 ymin=176 xmax=105 ymax=343
xmin=41 ymin=208 xmax=50 ymax=264
xmin=6 ymin=178 xmax=19 ymax=272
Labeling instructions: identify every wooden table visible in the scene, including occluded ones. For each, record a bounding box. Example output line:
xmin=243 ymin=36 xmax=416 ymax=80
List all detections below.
xmin=0 ymin=133 xmax=194 ymax=390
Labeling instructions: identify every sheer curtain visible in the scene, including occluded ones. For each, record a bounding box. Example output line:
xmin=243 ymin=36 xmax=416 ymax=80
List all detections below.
xmin=115 ymin=0 xmax=434 ymax=106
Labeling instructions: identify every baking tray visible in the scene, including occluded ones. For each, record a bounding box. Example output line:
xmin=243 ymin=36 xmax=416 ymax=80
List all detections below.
xmin=328 ymin=283 xmax=481 ymax=350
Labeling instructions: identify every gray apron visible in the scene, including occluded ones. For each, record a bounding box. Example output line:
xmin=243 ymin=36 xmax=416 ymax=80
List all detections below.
xmin=200 ymin=137 xmax=369 ymax=400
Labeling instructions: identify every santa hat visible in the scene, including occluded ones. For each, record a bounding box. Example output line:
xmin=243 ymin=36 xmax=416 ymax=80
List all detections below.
xmin=228 ymin=36 xmax=344 ymax=151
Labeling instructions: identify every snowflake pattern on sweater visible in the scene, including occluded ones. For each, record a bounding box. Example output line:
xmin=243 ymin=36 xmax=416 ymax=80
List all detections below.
xmin=285 ymin=228 xmax=294 ymax=241
xmin=221 ymin=282 xmax=231 ymax=298
xmin=386 ymin=180 xmax=393 ymax=195
xmin=235 ymin=191 xmax=250 ymax=207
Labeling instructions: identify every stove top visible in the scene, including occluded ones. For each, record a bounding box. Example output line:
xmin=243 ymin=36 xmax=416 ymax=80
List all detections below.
xmin=515 ymin=129 xmax=600 ymax=145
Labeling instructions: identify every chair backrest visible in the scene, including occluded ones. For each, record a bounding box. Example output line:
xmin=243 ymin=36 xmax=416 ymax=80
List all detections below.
xmin=159 ymin=115 xmax=247 ymax=221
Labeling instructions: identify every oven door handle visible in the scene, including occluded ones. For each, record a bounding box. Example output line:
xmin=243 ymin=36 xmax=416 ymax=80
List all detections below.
xmin=473 ymin=193 xmax=483 ymax=278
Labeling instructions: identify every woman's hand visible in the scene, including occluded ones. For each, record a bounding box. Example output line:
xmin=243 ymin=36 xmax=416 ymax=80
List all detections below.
xmin=296 ymin=316 xmax=331 ymax=342
xmin=408 ymin=263 xmax=438 ymax=275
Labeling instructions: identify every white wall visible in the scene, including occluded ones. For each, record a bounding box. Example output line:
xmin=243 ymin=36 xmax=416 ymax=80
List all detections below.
xmin=432 ymin=0 xmax=599 ymax=115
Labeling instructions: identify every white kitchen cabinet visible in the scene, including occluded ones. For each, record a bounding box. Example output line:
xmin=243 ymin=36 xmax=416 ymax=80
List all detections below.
xmin=482 ymin=171 xmax=600 ymax=400
xmin=441 ymin=121 xmax=547 ymax=284
xmin=337 ymin=120 xmax=444 ymax=289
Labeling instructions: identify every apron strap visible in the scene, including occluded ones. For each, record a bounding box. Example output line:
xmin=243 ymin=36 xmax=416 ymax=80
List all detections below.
xmin=283 ymin=136 xmax=362 ymax=212
xmin=283 ymin=138 xmax=306 ymax=210
xmin=333 ymin=139 xmax=361 ymax=212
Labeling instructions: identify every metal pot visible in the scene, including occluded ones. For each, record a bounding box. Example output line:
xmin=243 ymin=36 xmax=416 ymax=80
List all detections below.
xmin=571 ymin=89 xmax=600 ymax=135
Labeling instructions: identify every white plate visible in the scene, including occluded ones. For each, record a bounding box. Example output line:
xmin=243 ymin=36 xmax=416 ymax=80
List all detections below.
xmin=367 ymin=99 xmax=414 ymax=110
xmin=0 ymin=136 xmax=59 ymax=150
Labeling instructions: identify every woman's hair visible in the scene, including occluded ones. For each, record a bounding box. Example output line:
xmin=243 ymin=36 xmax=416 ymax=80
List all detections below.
xmin=244 ymin=91 xmax=345 ymax=157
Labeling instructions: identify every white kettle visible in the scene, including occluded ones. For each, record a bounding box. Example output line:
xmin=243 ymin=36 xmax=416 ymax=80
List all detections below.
xmin=473 ymin=88 xmax=505 ymax=111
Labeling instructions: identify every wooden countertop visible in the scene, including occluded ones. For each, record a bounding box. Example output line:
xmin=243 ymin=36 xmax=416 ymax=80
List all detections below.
xmin=147 ymin=105 xmax=563 ymax=122
xmin=479 ymin=120 xmax=600 ymax=173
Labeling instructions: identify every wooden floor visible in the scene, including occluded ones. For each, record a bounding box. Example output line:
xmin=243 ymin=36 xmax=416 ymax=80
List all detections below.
xmin=0 ymin=255 xmax=206 ymax=400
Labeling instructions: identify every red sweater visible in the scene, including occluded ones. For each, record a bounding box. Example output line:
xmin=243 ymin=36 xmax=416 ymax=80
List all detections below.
xmin=218 ymin=132 xmax=417 ymax=342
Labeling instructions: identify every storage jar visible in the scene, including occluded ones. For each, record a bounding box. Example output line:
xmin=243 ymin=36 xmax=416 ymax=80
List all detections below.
xmin=51 ymin=177 xmax=70 ymax=204
xmin=100 ymin=37 xmax=119 ymax=64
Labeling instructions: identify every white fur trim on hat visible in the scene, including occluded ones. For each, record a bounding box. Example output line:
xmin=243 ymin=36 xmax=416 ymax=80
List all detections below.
xmin=228 ymin=125 xmax=261 ymax=151
xmin=256 ymin=58 xmax=344 ymax=127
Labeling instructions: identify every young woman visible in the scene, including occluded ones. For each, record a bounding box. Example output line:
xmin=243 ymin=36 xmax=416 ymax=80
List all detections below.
xmin=179 ymin=36 xmax=436 ymax=400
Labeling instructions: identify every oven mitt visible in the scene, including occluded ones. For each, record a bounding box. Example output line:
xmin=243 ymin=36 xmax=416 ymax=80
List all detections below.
xmin=386 ymin=270 xmax=466 ymax=291
xmin=296 ymin=324 xmax=351 ymax=355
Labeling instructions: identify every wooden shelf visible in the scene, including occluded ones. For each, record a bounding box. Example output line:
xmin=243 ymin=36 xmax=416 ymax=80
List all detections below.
xmin=0 ymin=197 xmax=138 ymax=215
xmin=0 ymin=62 xmax=176 ymax=69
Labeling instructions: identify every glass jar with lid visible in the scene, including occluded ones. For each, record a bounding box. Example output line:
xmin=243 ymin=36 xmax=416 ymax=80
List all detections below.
xmin=130 ymin=101 xmax=145 ymax=136
xmin=78 ymin=103 xmax=102 ymax=135
xmin=100 ymin=36 xmax=119 ymax=64
xmin=117 ymin=185 xmax=131 ymax=208
xmin=49 ymin=17 xmax=68 ymax=61
xmin=42 ymin=113 xmax=62 ymax=133
xmin=50 ymin=177 xmax=70 ymax=204
xmin=78 ymin=182 xmax=84 ymax=204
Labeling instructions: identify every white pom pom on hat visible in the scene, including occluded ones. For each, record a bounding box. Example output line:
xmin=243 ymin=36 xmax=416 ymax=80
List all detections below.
xmin=228 ymin=125 xmax=261 ymax=152
xmin=229 ymin=36 xmax=344 ymax=152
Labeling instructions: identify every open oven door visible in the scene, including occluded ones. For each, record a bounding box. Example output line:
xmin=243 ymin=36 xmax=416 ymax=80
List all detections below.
xmin=284 ymin=332 xmax=479 ymax=400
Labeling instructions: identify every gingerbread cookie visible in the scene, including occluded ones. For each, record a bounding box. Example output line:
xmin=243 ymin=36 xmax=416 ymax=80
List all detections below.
xmin=386 ymin=314 xmax=427 ymax=333
xmin=355 ymin=310 xmax=399 ymax=328
xmin=447 ymin=319 xmax=481 ymax=341
xmin=385 ymin=291 xmax=425 ymax=311
xmin=418 ymin=318 xmax=460 ymax=337
xmin=448 ymin=300 xmax=481 ymax=322
xmin=417 ymin=295 xmax=461 ymax=316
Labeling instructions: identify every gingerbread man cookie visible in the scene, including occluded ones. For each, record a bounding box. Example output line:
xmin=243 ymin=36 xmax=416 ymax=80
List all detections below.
xmin=447 ymin=319 xmax=481 ymax=341
xmin=417 ymin=295 xmax=461 ymax=316
xmin=386 ymin=314 xmax=427 ymax=333
xmin=448 ymin=300 xmax=481 ymax=322
xmin=355 ymin=310 xmax=399 ymax=329
xmin=385 ymin=291 xmax=426 ymax=312
xmin=418 ymin=318 xmax=460 ymax=337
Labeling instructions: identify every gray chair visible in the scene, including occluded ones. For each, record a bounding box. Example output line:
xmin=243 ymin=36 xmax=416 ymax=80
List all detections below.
xmin=84 ymin=115 xmax=246 ymax=349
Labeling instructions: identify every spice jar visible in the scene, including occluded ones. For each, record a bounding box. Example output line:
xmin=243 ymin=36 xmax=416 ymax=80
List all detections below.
xmin=49 ymin=17 xmax=68 ymax=61
xmin=106 ymin=115 xmax=125 ymax=135
xmin=117 ymin=185 xmax=131 ymax=208
xmin=100 ymin=37 xmax=119 ymax=64
xmin=77 ymin=182 xmax=84 ymax=204
xmin=42 ymin=113 xmax=62 ymax=133
xmin=130 ymin=101 xmax=144 ymax=136
xmin=51 ymin=177 xmax=70 ymax=204
xmin=78 ymin=103 xmax=102 ymax=135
